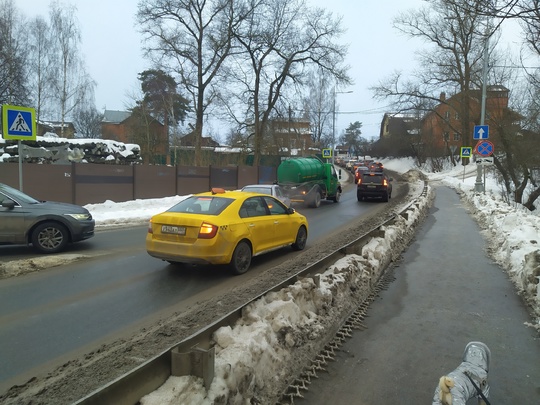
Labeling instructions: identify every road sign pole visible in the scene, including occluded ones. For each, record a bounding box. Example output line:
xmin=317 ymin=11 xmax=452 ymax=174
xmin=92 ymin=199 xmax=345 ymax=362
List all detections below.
xmin=18 ymin=140 xmax=23 ymax=191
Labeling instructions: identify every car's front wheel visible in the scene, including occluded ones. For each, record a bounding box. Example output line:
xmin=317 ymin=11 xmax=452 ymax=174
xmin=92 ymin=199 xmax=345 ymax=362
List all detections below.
xmin=31 ymin=222 xmax=69 ymax=253
xmin=292 ymin=225 xmax=308 ymax=251
xmin=230 ymin=241 xmax=252 ymax=275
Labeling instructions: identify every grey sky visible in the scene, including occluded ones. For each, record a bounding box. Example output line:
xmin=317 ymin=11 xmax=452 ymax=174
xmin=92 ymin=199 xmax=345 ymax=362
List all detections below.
xmin=17 ymin=0 xmax=522 ymax=140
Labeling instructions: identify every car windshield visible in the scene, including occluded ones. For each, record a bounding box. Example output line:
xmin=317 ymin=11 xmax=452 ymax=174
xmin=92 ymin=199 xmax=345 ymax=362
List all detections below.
xmin=0 ymin=183 xmax=40 ymax=204
xmin=242 ymin=187 xmax=272 ymax=195
xmin=167 ymin=195 xmax=234 ymax=215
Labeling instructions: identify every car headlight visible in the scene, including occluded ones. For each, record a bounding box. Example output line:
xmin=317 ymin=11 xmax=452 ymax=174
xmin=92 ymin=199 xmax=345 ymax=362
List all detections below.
xmin=65 ymin=213 xmax=92 ymax=221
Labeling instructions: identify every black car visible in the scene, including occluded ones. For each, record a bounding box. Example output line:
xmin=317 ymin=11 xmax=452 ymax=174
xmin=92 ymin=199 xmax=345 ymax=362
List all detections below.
xmin=357 ymin=172 xmax=393 ymax=202
xmin=0 ymin=183 xmax=95 ymax=253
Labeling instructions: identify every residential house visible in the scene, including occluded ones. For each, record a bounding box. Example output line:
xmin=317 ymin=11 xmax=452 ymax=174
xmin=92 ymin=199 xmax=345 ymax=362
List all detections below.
xmin=37 ymin=120 xmax=76 ymax=138
xmin=268 ymin=118 xmax=313 ymax=155
xmin=379 ymin=112 xmax=421 ymax=139
xmin=421 ymin=86 xmax=510 ymax=154
xmin=101 ymin=110 xmax=167 ymax=163
xmin=177 ymin=132 xmax=220 ymax=148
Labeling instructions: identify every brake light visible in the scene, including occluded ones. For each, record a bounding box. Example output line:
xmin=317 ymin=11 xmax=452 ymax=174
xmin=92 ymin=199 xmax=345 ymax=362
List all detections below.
xmin=383 ymin=179 xmax=388 ymax=186
xmin=198 ymin=222 xmax=218 ymax=239
xmin=357 ymin=177 xmax=362 ymax=185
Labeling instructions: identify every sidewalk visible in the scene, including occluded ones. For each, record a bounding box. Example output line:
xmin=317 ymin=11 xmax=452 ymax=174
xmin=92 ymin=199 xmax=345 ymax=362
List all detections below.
xmin=297 ymin=186 xmax=540 ymax=404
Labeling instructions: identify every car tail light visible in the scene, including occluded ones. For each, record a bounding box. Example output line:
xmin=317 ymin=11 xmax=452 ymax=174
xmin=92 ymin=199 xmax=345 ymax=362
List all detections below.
xmin=198 ymin=222 xmax=218 ymax=239
xmin=383 ymin=179 xmax=388 ymax=186
xmin=357 ymin=177 xmax=362 ymax=185
xmin=148 ymin=220 xmax=153 ymax=234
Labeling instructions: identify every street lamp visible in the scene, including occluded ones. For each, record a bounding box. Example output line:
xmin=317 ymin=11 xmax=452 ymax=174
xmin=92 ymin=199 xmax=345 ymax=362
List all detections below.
xmin=332 ymin=88 xmax=353 ymax=165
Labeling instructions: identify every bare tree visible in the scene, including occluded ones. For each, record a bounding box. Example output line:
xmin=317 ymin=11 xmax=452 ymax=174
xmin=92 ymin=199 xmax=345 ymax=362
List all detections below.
xmin=137 ymin=0 xmax=252 ymax=166
xmin=0 ymin=0 xmax=29 ymax=106
xmin=303 ymin=68 xmax=334 ymax=148
xmin=73 ymin=106 xmax=103 ymax=138
xmin=373 ymin=0 xmax=495 ymax=151
xmin=49 ymin=1 xmax=94 ymax=137
xmin=231 ymin=0 xmax=350 ymax=165
xmin=27 ymin=15 xmax=55 ymax=124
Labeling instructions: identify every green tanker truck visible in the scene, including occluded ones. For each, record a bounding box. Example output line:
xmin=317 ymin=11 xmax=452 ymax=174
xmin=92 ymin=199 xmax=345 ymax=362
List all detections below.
xmin=277 ymin=156 xmax=342 ymax=208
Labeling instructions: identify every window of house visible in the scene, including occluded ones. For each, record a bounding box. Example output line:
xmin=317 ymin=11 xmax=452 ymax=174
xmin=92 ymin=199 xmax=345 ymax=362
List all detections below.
xmin=455 ymin=112 xmax=459 ymax=120
xmin=453 ymin=132 xmax=460 ymax=141
xmin=444 ymin=111 xmax=450 ymax=119
xmin=443 ymin=132 xmax=449 ymax=141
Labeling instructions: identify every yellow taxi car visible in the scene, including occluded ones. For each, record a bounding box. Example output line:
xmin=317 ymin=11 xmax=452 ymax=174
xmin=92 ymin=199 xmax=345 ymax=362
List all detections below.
xmin=146 ymin=188 xmax=308 ymax=275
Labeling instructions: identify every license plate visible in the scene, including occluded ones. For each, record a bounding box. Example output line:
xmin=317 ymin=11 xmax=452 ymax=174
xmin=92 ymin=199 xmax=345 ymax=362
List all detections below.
xmin=161 ymin=225 xmax=186 ymax=235
xmin=367 ymin=185 xmax=377 ymax=188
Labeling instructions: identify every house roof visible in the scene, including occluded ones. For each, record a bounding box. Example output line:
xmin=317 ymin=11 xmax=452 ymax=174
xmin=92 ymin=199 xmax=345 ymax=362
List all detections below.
xmin=103 ymin=110 xmax=131 ymax=123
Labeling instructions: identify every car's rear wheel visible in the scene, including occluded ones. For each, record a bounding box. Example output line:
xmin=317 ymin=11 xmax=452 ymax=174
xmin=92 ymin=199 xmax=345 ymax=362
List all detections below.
xmin=31 ymin=222 xmax=69 ymax=253
xmin=308 ymin=187 xmax=322 ymax=208
xmin=382 ymin=191 xmax=389 ymax=202
xmin=230 ymin=241 xmax=252 ymax=275
xmin=331 ymin=189 xmax=341 ymax=203
xmin=357 ymin=192 xmax=363 ymax=202
xmin=292 ymin=226 xmax=307 ymax=251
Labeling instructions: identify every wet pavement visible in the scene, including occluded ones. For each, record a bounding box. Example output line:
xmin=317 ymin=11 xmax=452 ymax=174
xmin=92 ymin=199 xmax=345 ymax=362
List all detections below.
xmin=296 ymin=186 xmax=540 ymax=404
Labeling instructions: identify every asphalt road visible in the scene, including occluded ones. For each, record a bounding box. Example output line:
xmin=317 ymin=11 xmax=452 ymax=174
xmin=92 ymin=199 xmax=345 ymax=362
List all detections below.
xmin=295 ymin=186 xmax=540 ymax=404
xmin=0 ymin=176 xmax=401 ymax=392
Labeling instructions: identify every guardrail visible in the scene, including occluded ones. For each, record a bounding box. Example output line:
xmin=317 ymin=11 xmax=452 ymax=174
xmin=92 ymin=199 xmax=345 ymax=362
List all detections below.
xmin=75 ymin=182 xmax=429 ymax=405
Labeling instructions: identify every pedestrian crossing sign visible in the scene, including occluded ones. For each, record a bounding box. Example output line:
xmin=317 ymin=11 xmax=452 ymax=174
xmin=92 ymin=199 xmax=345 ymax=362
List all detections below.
xmin=322 ymin=148 xmax=332 ymax=158
xmin=460 ymin=146 xmax=472 ymax=158
xmin=2 ymin=105 xmax=37 ymax=141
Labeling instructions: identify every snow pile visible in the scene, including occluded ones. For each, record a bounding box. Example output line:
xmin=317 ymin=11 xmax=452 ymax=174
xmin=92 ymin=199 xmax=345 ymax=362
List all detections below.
xmin=0 ymin=134 xmax=141 ymax=164
xmin=86 ymin=195 xmax=189 ymax=228
xmin=140 ymin=180 xmax=433 ymax=404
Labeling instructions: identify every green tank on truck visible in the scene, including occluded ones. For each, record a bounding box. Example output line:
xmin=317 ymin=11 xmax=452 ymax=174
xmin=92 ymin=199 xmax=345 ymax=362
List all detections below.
xmin=277 ymin=156 xmax=342 ymax=208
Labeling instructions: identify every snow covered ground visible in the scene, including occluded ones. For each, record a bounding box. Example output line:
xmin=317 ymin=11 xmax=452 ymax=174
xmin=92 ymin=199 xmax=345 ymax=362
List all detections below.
xmin=80 ymin=158 xmax=540 ymax=404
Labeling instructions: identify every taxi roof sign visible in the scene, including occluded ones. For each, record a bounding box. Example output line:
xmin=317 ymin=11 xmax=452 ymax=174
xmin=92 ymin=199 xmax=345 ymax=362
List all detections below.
xmin=2 ymin=105 xmax=37 ymax=141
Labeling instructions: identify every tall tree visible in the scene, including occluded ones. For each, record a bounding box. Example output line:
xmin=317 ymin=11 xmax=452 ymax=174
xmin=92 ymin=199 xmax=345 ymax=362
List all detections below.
xmin=304 ymin=68 xmax=334 ymax=148
xmin=138 ymin=69 xmax=190 ymax=162
xmin=49 ymin=1 xmax=94 ymax=137
xmin=373 ymin=0 xmax=492 ymax=152
xmin=232 ymin=0 xmax=350 ymax=165
xmin=340 ymin=121 xmax=364 ymax=157
xmin=27 ymin=14 xmax=55 ymax=124
xmin=137 ymin=0 xmax=251 ymax=166
xmin=0 ymin=0 xmax=29 ymax=106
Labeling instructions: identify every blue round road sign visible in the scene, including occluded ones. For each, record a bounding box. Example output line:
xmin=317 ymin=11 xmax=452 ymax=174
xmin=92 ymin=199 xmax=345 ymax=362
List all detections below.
xmin=476 ymin=140 xmax=494 ymax=157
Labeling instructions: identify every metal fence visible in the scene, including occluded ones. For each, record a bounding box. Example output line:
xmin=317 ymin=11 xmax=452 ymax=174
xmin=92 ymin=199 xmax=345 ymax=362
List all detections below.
xmin=0 ymin=162 xmax=277 ymax=206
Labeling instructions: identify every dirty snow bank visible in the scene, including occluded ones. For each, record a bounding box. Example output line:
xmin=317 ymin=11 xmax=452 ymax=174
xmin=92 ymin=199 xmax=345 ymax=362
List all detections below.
xmin=140 ymin=180 xmax=433 ymax=404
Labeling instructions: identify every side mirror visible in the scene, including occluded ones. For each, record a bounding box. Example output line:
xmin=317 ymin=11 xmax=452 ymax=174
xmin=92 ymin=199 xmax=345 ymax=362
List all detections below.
xmin=287 ymin=207 xmax=296 ymax=214
xmin=1 ymin=200 xmax=16 ymax=209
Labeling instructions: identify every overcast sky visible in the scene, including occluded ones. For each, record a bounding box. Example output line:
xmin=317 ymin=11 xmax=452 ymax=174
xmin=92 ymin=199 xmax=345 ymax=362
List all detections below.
xmin=17 ymin=0 xmax=523 ymax=140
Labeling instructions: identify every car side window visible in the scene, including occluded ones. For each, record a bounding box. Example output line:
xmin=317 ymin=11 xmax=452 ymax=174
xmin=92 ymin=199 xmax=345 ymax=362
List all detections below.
xmin=240 ymin=197 xmax=268 ymax=218
xmin=263 ymin=196 xmax=287 ymax=215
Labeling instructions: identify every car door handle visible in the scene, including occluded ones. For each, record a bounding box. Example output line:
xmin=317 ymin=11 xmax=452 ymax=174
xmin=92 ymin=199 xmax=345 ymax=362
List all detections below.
xmin=274 ymin=221 xmax=279 ymax=224
xmin=248 ymin=223 xmax=255 ymax=227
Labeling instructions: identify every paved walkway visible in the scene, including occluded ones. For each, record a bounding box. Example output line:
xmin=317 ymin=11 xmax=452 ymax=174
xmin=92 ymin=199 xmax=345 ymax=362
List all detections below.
xmin=297 ymin=186 xmax=540 ymax=404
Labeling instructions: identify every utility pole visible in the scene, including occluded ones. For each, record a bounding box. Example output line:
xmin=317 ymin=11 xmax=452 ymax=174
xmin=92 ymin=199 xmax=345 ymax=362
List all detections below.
xmin=332 ymin=88 xmax=353 ymax=165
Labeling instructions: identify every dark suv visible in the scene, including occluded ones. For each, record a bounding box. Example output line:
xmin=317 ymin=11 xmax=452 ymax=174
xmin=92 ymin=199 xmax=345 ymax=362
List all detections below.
xmin=357 ymin=172 xmax=393 ymax=202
